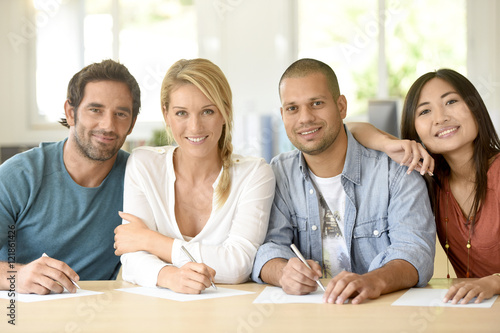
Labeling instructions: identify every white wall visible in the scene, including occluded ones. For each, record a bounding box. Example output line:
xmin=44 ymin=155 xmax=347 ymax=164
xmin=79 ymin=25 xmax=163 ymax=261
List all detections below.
xmin=195 ymin=0 xmax=297 ymax=158
xmin=196 ymin=0 xmax=296 ymax=115
xmin=1 ymin=0 xmax=499 ymax=147
xmin=0 ymin=0 xmax=68 ymax=146
xmin=0 ymin=0 xmax=296 ymax=156
xmin=467 ymin=0 xmax=500 ymax=130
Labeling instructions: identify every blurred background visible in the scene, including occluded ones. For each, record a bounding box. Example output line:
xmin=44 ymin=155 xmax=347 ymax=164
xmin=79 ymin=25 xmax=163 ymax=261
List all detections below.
xmin=1 ymin=0 xmax=498 ymax=163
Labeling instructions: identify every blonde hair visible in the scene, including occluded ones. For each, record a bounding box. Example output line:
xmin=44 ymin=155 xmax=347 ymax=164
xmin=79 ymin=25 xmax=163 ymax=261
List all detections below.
xmin=160 ymin=58 xmax=233 ymax=207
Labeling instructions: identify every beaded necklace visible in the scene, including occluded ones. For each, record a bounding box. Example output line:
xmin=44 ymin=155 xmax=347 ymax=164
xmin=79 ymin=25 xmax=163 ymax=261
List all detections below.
xmin=444 ymin=190 xmax=474 ymax=278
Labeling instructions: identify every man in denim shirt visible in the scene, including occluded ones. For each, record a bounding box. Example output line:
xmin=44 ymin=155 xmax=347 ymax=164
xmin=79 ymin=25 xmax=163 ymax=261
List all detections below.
xmin=252 ymin=58 xmax=435 ymax=304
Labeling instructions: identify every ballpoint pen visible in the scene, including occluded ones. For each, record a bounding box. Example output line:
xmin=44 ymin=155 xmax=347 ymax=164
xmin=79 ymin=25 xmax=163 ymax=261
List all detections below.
xmin=180 ymin=245 xmax=217 ymax=290
xmin=290 ymin=244 xmax=326 ymax=292
xmin=42 ymin=253 xmax=81 ymax=290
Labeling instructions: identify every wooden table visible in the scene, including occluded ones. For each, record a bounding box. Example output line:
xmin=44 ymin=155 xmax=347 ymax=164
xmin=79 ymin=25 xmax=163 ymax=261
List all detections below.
xmin=1 ymin=278 xmax=498 ymax=332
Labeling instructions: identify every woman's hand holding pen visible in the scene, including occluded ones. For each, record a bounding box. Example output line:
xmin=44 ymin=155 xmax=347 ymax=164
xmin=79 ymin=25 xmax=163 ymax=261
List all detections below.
xmin=115 ymin=212 xmax=217 ymax=294
xmin=157 ymin=263 xmax=216 ymax=294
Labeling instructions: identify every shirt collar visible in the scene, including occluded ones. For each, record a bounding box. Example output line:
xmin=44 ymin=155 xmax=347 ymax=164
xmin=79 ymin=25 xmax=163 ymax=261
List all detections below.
xmin=298 ymin=149 xmax=310 ymax=179
xmin=343 ymin=127 xmax=362 ymax=186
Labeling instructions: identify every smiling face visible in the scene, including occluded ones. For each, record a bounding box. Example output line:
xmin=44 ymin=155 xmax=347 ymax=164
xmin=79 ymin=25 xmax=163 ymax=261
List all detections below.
xmin=164 ymin=83 xmax=225 ymax=160
xmin=66 ymin=80 xmax=135 ymax=162
xmin=280 ymin=72 xmax=347 ymax=157
xmin=414 ymin=78 xmax=478 ymax=157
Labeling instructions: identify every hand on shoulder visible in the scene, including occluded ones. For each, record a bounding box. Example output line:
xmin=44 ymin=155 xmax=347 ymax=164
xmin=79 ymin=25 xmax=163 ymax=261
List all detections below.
xmin=383 ymin=139 xmax=434 ymax=176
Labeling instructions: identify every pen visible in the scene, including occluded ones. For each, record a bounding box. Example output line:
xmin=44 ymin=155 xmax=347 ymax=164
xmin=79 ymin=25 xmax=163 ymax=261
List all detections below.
xmin=180 ymin=245 xmax=217 ymax=290
xmin=290 ymin=244 xmax=326 ymax=292
xmin=42 ymin=253 xmax=81 ymax=290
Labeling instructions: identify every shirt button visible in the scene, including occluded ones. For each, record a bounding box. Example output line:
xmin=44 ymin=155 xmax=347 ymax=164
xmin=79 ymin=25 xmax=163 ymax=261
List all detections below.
xmin=373 ymin=230 xmax=379 ymax=236
xmin=312 ymin=225 xmax=317 ymax=231
xmin=309 ymin=189 xmax=314 ymax=195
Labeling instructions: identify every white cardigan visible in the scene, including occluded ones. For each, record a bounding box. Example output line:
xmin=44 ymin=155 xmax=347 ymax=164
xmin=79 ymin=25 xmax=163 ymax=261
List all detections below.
xmin=120 ymin=146 xmax=275 ymax=287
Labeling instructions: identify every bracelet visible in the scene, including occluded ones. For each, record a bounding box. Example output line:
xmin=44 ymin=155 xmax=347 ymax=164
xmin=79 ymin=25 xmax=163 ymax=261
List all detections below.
xmin=492 ymin=273 xmax=500 ymax=278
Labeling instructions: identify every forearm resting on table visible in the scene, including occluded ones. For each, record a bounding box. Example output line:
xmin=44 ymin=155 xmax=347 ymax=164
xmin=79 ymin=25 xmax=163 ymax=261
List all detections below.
xmin=346 ymin=122 xmax=396 ymax=151
xmin=479 ymin=274 xmax=500 ymax=297
xmin=260 ymin=258 xmax=288 ymax=286
xmin=445 ymin=274 xmax=500 ymax=304
xmin=475 ymin=274 xmax=500 ymax=293
xmin=370 ymin=259 xmax=419 ymax=294
xmin=491 ymin=274 xmax=500 ymax=294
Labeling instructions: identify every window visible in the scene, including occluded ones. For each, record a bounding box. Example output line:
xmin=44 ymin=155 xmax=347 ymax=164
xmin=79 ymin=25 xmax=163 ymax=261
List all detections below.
xmin=298 ymin=0 xmax=466 ymax=120
xmin=33 ymin=0 xmax=197 ymax=127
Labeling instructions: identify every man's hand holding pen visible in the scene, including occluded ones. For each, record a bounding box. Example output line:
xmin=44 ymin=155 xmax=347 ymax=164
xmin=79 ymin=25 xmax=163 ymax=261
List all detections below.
xmin=15 ymin=254 xmax=80 ymax=295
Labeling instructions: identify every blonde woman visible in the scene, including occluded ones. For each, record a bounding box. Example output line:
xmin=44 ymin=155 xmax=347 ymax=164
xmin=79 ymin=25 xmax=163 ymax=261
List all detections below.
xmin=114 ymin=58 xmax=275 ymax=294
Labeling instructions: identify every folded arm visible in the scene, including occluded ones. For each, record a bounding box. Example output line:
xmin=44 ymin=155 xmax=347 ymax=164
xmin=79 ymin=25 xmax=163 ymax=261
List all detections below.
xmin=168 ymin=162 xmax=275 ymax=284
xmin=346 ymin=122 xmax=434 ymax=176
xmin=114 ymin=212 xmax=174 ymax=262
xmin=119 ymin=156 xmax=275 ymax=286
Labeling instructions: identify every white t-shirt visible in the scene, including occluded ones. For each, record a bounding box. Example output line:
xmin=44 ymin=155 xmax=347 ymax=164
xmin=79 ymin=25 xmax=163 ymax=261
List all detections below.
xmin=309 ymin=171 xmax=351 ymax=278
xmin=120 ymin=146 xmax=275 ymax=287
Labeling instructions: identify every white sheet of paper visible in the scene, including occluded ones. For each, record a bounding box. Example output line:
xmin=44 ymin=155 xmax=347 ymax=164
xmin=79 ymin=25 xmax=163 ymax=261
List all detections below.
xmin=116 ymin=286 xmax=254 ymax=302
xmin=0 ymin=289 xmax=102 ymax=303
xmin=253 ymin=286 xmax=327 ymax=304
xmin=392 ymin=288 xmax=498 ymax=308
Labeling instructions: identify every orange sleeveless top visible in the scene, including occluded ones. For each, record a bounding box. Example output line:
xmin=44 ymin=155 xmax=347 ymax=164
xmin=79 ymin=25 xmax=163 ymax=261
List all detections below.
xmin=436 ymin=156 xmax=500 ymax=278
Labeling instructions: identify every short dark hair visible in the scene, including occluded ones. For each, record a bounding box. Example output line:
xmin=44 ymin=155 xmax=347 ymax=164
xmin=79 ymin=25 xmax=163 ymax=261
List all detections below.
xmin=279 ymin=58 xmax=341 ymax=100
xmin=60 ymin=59 xmax=141 ymax=128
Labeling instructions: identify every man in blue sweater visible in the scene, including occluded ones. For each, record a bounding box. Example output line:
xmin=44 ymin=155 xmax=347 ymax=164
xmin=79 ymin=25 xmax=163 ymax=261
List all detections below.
xmin=0 ymin=59 xmax=140 ymax=294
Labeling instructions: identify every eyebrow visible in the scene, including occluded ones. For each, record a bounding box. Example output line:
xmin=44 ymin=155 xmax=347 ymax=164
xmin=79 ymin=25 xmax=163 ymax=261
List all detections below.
xmin=85 ymin=102 xmax=104 ymax=108
xmin=171 ymin=104 xmax=217 ymax=110
xmin=117 ymin=106 xmax=132 ymax=113
xmin=84 ymin=102 xmax=132 ymax=114
xmin=283 ymin=95 xmax=328 ymax=107
xmin=416 ymin=91 xmax=458 ymax=109
xmin=310 ymin=96 xmax=328 ymax=101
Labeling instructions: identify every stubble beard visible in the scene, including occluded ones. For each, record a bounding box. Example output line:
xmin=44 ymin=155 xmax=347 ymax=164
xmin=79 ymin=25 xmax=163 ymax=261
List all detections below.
xmin=289 ymin=125 xmax=340 ymax=156
xmin=73 ymin=128 xmax=122 ymax=162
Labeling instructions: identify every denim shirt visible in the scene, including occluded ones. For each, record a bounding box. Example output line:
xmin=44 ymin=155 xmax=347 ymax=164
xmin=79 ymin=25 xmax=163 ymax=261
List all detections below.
xmin=252 ymin=128 xmax=436 ymax=287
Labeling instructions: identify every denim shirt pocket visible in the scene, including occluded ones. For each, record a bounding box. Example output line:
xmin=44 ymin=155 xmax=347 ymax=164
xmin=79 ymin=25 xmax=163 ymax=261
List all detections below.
xmin=351 ymin=218 xmax=390 ymax=268
xmin=291 ymin=214 xmax=310 ymax=256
